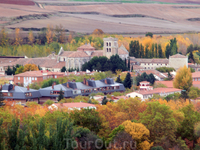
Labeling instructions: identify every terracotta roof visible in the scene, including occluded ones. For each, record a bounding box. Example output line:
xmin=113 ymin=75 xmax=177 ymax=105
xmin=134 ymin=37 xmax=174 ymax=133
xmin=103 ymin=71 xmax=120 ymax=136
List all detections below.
xmin=118 ymin=48 xmax=128 ymax=55
xmin=155 ymin=81 xmax=174 ymax=88
xmin=54 ymin=102 xmax=96 ymax=108
xmin=14 ymin=70 xmax=63 ymax=77
xmin=91 ymin=50 xmax=103 ymax=57
xmin=77 ymin=43 xmax=95 ymax=51
xmin=135 ymin=88 xmax=182 ymax=95
xmin=169 ymin=54 xmax=187 ymax=58
xmin=60 ymin=51 xmax=74 ymax=57
xmin=192 ymin=72 xmax=200 ymax=78
xmin=135 ymin=58 xmax=169 ymax=64
xmin=132 ymin=65 xmax=144 ymax=70
xmin=52 ymin=62 xmax=65 ymax=68
xmin=68 ymin=51 xmax=90 ymax=58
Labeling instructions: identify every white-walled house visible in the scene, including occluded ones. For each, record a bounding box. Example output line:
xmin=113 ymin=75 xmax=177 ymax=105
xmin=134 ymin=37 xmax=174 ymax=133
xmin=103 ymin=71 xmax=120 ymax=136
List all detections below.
xmin=126 ymin=88 xmax=182 ymax=101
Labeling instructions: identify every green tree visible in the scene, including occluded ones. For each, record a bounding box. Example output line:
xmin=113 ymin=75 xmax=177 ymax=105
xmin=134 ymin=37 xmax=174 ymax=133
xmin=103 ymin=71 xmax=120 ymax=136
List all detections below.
xmin=116 ymin=75 xmax=122 ymax=83
xmin=123 ymin=72 xmax=132 ymax=89
xmin=139 ymin=102 xmax=178 ymax=148
xmin=187 ymin=44 xmax=194 ymax=53
xmin=158 ymin=44 xmax=163 ymax=58
xmin=70 ymin=108 xmax=102 ymax=134
xmin=15 ymin=66 xmax=24 ymax=75
xmin=102 ymin=96 xmax=108 ymax=105
xmin=148 ymin=73 xmax=156 ymax=85
xmin=5 ymin=66 xmax=13 ymax=75
xmin=188 ymin=86 xmax=200 ymax=100
xmin=151 ymin=146 xmax=164 ymax=150
xmin=42 ymin=78 xmax=59 ymax=88
xmin=128 ymin=58 xmax=130 ymax=70
xmin=61 ymin=66 xmax=66 ymax=72
xmin=188 ymin=51 xmax=195 ymax=63
xmin=129 ymin=40 xmax=139 ymax=57
xmin=155 ymin=43 xmax=158 ymax=58
xmin=58 ymin=88 xmax=64 ymax=101
xmin=165 ymin=44 xmax=171 ymax=59
xmin=177 ymin=105 xmax=200 ymax=141
xmin=145 ymin=32 xmax=153 ymax=38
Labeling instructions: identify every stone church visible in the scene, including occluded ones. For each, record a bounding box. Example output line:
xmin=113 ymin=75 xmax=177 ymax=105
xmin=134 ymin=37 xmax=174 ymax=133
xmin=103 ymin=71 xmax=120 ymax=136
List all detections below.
xmin=56 ymin=37 xmax=129 ymax=70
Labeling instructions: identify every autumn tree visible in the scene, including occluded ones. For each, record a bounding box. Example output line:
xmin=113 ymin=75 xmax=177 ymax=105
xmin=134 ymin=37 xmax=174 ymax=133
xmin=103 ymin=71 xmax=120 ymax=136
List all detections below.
xmin=28 ymin=30 xmax=34 ymax=45
xmin=46 ymin=25 xmax=54 ymax=44
xmin=23 ymin=64 xmax=39 ymax=72
xmin=173 ymin=65 xmax=192 ymax=99
xmin=139 ymin=102 xmax=179 ymax=149
xmin=14 ymin=28 xmax=23 ymax=45
xmin=55 ymin=24 xmax=65 ymax=43
xmin=15 ymin=66 xmax=24 ymax=75
xmin=0 ymin=28 xmax=8 ymax=46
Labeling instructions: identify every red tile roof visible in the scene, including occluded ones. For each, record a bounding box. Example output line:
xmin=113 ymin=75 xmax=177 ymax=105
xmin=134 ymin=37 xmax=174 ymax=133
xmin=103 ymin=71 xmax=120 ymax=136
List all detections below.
xmin=192 ymin=72 xmax=200 ymax=78
xmin=139 ymin=69 xmax=167 ymax=79
xmin=68 ymin=51 xmax=90 ymax=58
xmin=14 ymin=70 xmax=64 ymax=77
xmin=155 ymin=81 xmax=174 ymax=88
xmin=136 ymin=88 xmax=182 ymax=95
xmin=78 ymin=43 xmax=95 ymax=51
xmin=54 ymin=102 xmax=96 ymax=108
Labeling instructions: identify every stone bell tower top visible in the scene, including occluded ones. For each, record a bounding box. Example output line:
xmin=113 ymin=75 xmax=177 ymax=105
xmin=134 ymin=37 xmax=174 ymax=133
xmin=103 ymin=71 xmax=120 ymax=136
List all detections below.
xmin=103 ymin=37 xmax=118 ymax=58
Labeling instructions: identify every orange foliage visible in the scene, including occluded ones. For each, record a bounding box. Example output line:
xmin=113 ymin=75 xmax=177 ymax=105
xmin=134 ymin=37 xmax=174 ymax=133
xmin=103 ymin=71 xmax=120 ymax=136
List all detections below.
xmin=97 ymin=98 xmax=147 ymax=130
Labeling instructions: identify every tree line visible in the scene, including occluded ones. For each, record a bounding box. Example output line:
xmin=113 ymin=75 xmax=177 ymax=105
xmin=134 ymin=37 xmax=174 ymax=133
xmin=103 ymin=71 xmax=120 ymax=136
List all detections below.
xmin=129 ymin=38 xmax=178 ymax=58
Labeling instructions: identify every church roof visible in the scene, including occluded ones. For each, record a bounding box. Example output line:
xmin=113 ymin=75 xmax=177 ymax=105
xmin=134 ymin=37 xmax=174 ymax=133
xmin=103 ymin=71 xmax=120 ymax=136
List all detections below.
xmin=77 ymin=43 xmax=95 ymax=51
xmin=60 ymin=51 xmax=74 ymax=57
xmin=91 ymin=50 xmax=103 ymax=57
xmin=169 ymin=54 xmax=187 ymax=58
xmin=68 ymin=51 xmax=90 ymax=58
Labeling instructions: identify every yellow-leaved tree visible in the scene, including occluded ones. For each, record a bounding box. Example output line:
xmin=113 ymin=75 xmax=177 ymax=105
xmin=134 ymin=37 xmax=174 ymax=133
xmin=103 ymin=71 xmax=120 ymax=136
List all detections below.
xmin=173 ymin=65 xmax=192 ymax=100
xmin=122 ymin=120 xmax=153 ymax=150
xmin=14 ymin=28 xmax=23 ymax=45
xmin=23 ymin=64 xmax=39 ymax=72
xmin=46 ymin=25 xmax=54 ymax=44
xmin=28 ymin=30 xmax=34 ymax=45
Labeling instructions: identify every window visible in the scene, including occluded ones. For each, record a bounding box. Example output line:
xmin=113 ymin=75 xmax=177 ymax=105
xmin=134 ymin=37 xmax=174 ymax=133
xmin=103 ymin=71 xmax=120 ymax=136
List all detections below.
xmin=157 ymin=64 xmax=158 ymax=65
xmin=109 ymin=42 xmax=111 ymax=46
xmin=8 ymin=93 xmax=10 ymax=96
xmin=107 ymin=48 xmax=108 ymax=52
xmin=32 ymin=77 xmax=34 ymax=80
xmin=64 ymin=58 xmax=65 ymax=61
xmin=73 ymin=90 xmax=77 ymax=94
xmin=106 ymin=42 xmax=108 ymax=46
xmin=35 ymin=77 xmax=37 ymax=80
xmin=18 ymin=77 xmax=20 ymax=80
xmin=25 ymin=92 xmax=32 ymax=97
xmin=109 ymin=48 xmax=111 ymax=52
xmin=55 ymin=75 xmax=57 ymax=78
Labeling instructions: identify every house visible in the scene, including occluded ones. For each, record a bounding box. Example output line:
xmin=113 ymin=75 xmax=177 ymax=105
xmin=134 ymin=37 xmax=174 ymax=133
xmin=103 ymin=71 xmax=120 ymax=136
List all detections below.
xmin=1 ymin=84 xmax=41 ymax=104
xmin=39 ymin=82 xmax=79 ymax=103
xmin=62 ymin=78 xmax=125 ymax=96
xmin=169 ymin=54 xmax=188 ymax=70
xmin=192 ymin=72 xmax=200 ymax=81
xmin=139 ymin=81 xmax=153 ymax=90
xmin=48 ymin=102 xmax=96 ymax=110
xmin=188 ymin=63 xmax=200 ymax=72
xmin=126 ymin=87 xmax=182 ymax=101
xmin=14 ymin=70 xmax=64 ymax=87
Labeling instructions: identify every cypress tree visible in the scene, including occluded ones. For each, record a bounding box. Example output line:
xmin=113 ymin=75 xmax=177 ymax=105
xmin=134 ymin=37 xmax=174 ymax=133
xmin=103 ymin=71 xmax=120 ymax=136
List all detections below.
xmin=123 ymin=72 xmax=132 ymax=89
xmin=116 ymin=75 xmax=122 ymax=83
xmin=165 ymin=44 xmax=171 ymax=59
xmin=155 ymin=43 xmax=158 ymax=58
xmin=145 ymin=46 xmax=149 ymax=58
xmin=151 ymin=43 xmax=154 ymax=58
xmin=158 ymin=44 xmax=163 ymax=58
xmin=128 ymin=58 xmax=130 ymax=70
xmin=58 ymin=88 xmax=64 ymax=101
xmin=124 ymin=58 xmax=127 ymax=67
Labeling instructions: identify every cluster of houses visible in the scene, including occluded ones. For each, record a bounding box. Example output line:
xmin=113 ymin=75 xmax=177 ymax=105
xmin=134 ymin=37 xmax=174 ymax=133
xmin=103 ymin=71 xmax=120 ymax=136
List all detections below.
xmin=1 ymin=77 xmax=125 ymax=104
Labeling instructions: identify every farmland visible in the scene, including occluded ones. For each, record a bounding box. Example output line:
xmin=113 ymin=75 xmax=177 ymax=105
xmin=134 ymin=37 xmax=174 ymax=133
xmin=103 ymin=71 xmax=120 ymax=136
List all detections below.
xmin=1 ymin=0 xmax=200 ymax=34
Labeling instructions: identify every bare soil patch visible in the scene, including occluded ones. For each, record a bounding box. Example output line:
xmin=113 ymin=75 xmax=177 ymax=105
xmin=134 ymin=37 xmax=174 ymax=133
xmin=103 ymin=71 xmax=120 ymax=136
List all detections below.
xmin=0 ymin=0 xmax=35 ymax=5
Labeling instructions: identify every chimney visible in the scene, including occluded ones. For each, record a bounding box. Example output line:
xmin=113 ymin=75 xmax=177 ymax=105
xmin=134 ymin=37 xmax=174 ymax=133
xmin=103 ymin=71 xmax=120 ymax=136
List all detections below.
xmin=27 ymin=85 xmax=29 ymax=91
xmin=67 ymin=83 xmax=69 ymax=88
xmin=83 ymin=78 xmax=86 ymax=84
xmin=86 ymin=80 xmax=89 ymax=86
xmin=13 ymin=85 xmax=15 ymax=90
xmin=104 ymin=79 xmax=107 ymax=84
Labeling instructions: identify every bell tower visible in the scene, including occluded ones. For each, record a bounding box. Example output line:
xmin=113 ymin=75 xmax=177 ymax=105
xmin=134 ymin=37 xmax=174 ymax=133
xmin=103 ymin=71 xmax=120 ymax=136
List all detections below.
xmin=103 ymin=37 xmax=118 ymax=58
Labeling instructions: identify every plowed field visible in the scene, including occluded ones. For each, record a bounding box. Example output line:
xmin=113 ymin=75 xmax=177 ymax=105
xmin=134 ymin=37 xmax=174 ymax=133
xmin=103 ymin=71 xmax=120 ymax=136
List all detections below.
xmin=0 ymin=0 xmax=35 ymax=5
